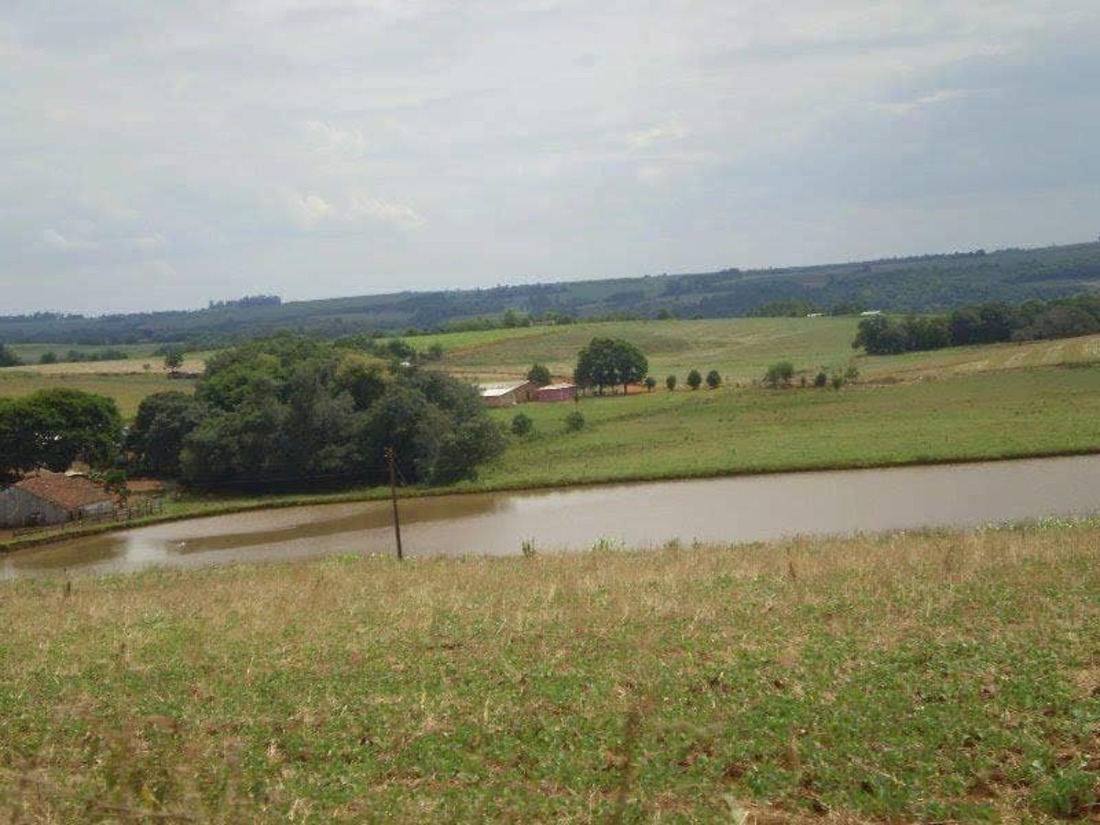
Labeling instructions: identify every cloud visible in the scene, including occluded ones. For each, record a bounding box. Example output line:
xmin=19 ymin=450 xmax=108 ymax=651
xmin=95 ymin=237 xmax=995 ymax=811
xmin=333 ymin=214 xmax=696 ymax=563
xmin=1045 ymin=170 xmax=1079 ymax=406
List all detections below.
xmin=303 ymin=119 xmax=368 ymax=155
xmin=2 ymin=1 xmax=1100 ymax=313
xmin=876 ymin=88 xmax=973 ymax=116
xmin=40 ymin=228 xmax=98 ymax=252
xmin=626 ymin=119 xmax=687 ymax=150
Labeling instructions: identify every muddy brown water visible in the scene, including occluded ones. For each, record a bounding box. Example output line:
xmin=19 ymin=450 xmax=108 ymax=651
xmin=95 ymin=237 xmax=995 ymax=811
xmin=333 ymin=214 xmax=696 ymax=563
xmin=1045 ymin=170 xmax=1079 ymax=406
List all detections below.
xmin=3 ymin=455 xmax=1100 ymax=579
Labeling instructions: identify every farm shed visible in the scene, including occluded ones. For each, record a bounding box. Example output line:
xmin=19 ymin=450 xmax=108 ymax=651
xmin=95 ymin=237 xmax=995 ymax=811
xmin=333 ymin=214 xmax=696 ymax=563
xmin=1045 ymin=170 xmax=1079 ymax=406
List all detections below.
xmin=537 ymin=383 xmax=577 ymax=402
xmin=477 ymin=380 xmax=539 ymax=408
xmin=0 ymin=471 xmax=114 ymax=528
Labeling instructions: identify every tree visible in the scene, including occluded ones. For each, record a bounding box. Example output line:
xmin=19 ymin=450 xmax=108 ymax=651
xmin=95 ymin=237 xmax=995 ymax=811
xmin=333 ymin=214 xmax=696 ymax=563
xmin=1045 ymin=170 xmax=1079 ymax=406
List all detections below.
xmin=0 ymin=343 xmax=21 ymax=368
xmin=705 ymin=370 xmax=721 ymax=389
xmin=573 ymin=338 xmax=648 ymax=395
xmin=763 ymin=361 xmax=795 ymax=388
xmin=527 ymin=363 xmax=551 ymax=386
xmin=644 ymin=376 xmax=657 ymax=392
xmin=666 ymin=374 xmax=677 ymax=391
xmin=163 ymin=348 xmax=185 ymax=371
xmin=126 ymin=391 xmax=205 ymax=477
xmin=0 ymin=388 xmax=122 ymax=482
xmin=686 ymin=369 xmax=702 ymax=390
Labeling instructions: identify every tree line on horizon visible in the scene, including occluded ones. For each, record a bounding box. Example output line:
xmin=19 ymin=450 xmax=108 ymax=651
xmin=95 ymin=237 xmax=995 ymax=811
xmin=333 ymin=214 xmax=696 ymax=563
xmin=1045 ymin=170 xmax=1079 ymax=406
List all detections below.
xmin=852 ymin=295 xmax=1100 ymax=355
xmin=3 ymin=241 xmax=1100 ymax=346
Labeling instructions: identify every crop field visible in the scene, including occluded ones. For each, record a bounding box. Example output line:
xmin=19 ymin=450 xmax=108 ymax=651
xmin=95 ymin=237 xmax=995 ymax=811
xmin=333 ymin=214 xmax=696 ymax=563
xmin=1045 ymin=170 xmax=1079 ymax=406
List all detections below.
xmin=478 ymin=365 xmax=1100 ymax=489
xmin=2 ymin=521 xmax=1097 ymax=821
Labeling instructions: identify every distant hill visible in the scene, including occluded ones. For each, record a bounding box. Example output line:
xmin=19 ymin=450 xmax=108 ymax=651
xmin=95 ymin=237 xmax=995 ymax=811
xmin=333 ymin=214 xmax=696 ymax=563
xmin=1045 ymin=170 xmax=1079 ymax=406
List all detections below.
xmin=4 ymin=241 xmax=1100 ymax=345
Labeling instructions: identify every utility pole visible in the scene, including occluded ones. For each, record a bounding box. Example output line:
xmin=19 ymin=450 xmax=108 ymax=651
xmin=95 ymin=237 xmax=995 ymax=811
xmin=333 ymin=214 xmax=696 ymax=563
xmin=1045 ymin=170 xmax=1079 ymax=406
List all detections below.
xmin=384 ymin=445 xmax=403 ymax=560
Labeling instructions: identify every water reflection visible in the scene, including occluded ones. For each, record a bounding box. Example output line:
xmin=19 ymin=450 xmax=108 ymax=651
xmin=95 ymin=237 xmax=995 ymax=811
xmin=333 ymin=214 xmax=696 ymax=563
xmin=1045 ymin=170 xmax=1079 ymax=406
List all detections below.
xmin=3 ymin=455 xmax=1098 ymax=579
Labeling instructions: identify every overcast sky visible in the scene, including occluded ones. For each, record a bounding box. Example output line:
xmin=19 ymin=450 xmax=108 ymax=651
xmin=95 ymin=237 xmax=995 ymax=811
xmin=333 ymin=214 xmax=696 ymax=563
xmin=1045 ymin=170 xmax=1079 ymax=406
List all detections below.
xmin=3 ymin=1 xmax=1099 ymax=315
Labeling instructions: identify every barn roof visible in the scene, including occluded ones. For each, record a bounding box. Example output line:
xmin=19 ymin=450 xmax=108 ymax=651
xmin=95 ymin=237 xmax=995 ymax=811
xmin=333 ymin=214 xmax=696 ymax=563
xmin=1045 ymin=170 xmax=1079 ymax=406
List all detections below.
xmin=13 ymin=471 xmax=113 ymax=511
xmin=477 ymin=380 xmax=533 ymax=398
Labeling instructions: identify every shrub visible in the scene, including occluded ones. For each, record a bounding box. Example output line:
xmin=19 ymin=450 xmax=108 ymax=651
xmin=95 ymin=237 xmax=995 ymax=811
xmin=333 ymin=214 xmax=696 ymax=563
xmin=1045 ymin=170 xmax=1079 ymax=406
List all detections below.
xmin=665 ymin=374 xmax=677 ymax=391
xmin=564 ymin=410 xmax=585 ymax=432
xmin=511 ymin=413 xmax=535 ymax=437
xmin=686 ymin=369 xmax=702 ymax=390
xmin=705 ymin=369 xmax=721 ymax=389
xmin=644 ymin=376 xmax=657 ymax=392
xmin=763 ymin=361 xmax=795 ymax=388
xmin=814 ymin=370 xmax=828 ymax=388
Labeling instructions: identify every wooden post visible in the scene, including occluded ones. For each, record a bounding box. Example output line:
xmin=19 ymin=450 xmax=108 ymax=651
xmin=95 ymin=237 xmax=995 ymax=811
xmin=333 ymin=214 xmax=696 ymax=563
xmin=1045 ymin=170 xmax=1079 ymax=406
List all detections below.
xmin=385 ymin=446 xmax=403 ymax=560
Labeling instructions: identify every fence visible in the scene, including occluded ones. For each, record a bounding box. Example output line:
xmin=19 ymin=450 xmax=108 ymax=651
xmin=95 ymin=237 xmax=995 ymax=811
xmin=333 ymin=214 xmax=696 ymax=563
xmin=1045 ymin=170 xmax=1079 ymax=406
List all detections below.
xmin=11 ymin=497 xmax=166 ymax=538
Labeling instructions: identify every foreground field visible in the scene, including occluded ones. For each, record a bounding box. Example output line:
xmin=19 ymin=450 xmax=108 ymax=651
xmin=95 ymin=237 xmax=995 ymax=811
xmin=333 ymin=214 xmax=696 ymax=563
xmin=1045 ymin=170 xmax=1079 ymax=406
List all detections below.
xmin=1 ymin=523 xmax=1097 ymax=821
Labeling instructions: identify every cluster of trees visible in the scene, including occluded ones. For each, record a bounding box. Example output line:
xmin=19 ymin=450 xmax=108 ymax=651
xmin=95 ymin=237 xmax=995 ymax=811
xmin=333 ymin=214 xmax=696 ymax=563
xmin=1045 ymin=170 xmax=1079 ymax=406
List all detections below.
xmin=127 ymin=334 xmax=504 ymax=489
xmin=39 ymin=348 xmax=130 ymax=365
xmin=664 ymin=370 xmax=721 ymax=391
xmin=573 ymin=338 xmax=648 ymax=395
xmin=0 ymin=389 xmax=123 ymax=483
xmin=762 ymin=362 xmax=858 ymax=389
xmin=852 ymin=295 xmax=1100 ymax=355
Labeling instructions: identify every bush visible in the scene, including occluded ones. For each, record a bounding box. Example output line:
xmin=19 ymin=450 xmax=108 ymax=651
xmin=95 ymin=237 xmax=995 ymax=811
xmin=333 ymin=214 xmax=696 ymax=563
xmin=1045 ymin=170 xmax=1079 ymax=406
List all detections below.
xmin=665 ymin=374 xmax=677 ymax=391
xmin=564 ymin=411 xmax=585 ymax=432
xmin=763 ymin=361 xmax=795 ymax=388
xmin=644 ymin=376 xmax=657 ymax=392
xmin=814 ymin=370 xmax=828 ymax=388
xmin=526 ymin=363 xmax=551 ymax=386
xmin=705 ymin=369 xmax=721 ymax=389
xmin=511 ymin=413 xmax=535 ymax=437
xmin=686 ymin=369 xmax=702 ymax=390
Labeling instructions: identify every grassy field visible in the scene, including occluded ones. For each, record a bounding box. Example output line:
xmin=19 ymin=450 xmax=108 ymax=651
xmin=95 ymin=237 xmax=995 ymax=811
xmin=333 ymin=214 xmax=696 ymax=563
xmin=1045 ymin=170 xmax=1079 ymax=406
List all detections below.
xmin=0 ymin=371 xmax=196 ymax=419
xmin=433 ymin=318 xmax=862 ymax=384
xmin=1 ymin=521 xmax=1097 ymax=821
xmin=475 ymin=365 xmax=1100 ymax=489
xmin=428 ymin=318 xmax=1100 ymax=386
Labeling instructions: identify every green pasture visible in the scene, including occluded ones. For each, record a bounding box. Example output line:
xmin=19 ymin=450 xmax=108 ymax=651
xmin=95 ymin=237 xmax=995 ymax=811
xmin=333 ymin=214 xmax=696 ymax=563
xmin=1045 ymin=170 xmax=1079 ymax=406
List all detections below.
xmin=479 ymin=365 xmax=1100 ymax=489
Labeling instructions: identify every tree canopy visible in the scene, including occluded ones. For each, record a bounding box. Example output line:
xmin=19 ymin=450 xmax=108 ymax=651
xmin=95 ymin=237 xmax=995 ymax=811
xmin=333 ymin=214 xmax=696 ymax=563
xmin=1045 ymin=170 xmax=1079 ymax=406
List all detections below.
xmin=133 ymin=334 xmax=505 ymax=490
xmin=0 ymin=389 xmax=123 ymax=483
xmin=573 ymin=338 xmax=648 ymax=395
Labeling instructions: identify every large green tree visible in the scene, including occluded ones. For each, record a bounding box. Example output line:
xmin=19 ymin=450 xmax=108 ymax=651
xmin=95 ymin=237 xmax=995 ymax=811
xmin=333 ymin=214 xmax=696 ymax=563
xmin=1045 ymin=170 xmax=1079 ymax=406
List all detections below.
xmin=573 ymin=338 xmax=648 ymax=395
xmin=126 ymin=391 xmax=205 ymax=477
xmin=0 ymin=388 xmax=122 ymax=482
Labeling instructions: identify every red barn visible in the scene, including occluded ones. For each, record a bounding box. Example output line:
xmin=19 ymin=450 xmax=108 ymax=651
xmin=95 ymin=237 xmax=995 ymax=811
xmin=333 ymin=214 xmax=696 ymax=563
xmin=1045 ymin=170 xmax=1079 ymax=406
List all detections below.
xmin=537 ymin=383 xmax=577 ymax=403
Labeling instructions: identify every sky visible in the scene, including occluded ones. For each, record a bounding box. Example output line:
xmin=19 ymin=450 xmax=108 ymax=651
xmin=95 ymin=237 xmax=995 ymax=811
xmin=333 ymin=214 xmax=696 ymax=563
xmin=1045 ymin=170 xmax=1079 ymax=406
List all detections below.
xmin=2 ymin=1 xmax=1099 ymax=315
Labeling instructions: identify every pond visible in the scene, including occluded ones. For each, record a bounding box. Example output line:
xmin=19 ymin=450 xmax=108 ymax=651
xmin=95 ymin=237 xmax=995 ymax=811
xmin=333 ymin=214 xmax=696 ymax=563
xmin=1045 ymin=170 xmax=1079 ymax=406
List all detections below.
xmin=3 ymin=454 xmax=1099 ymax=579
